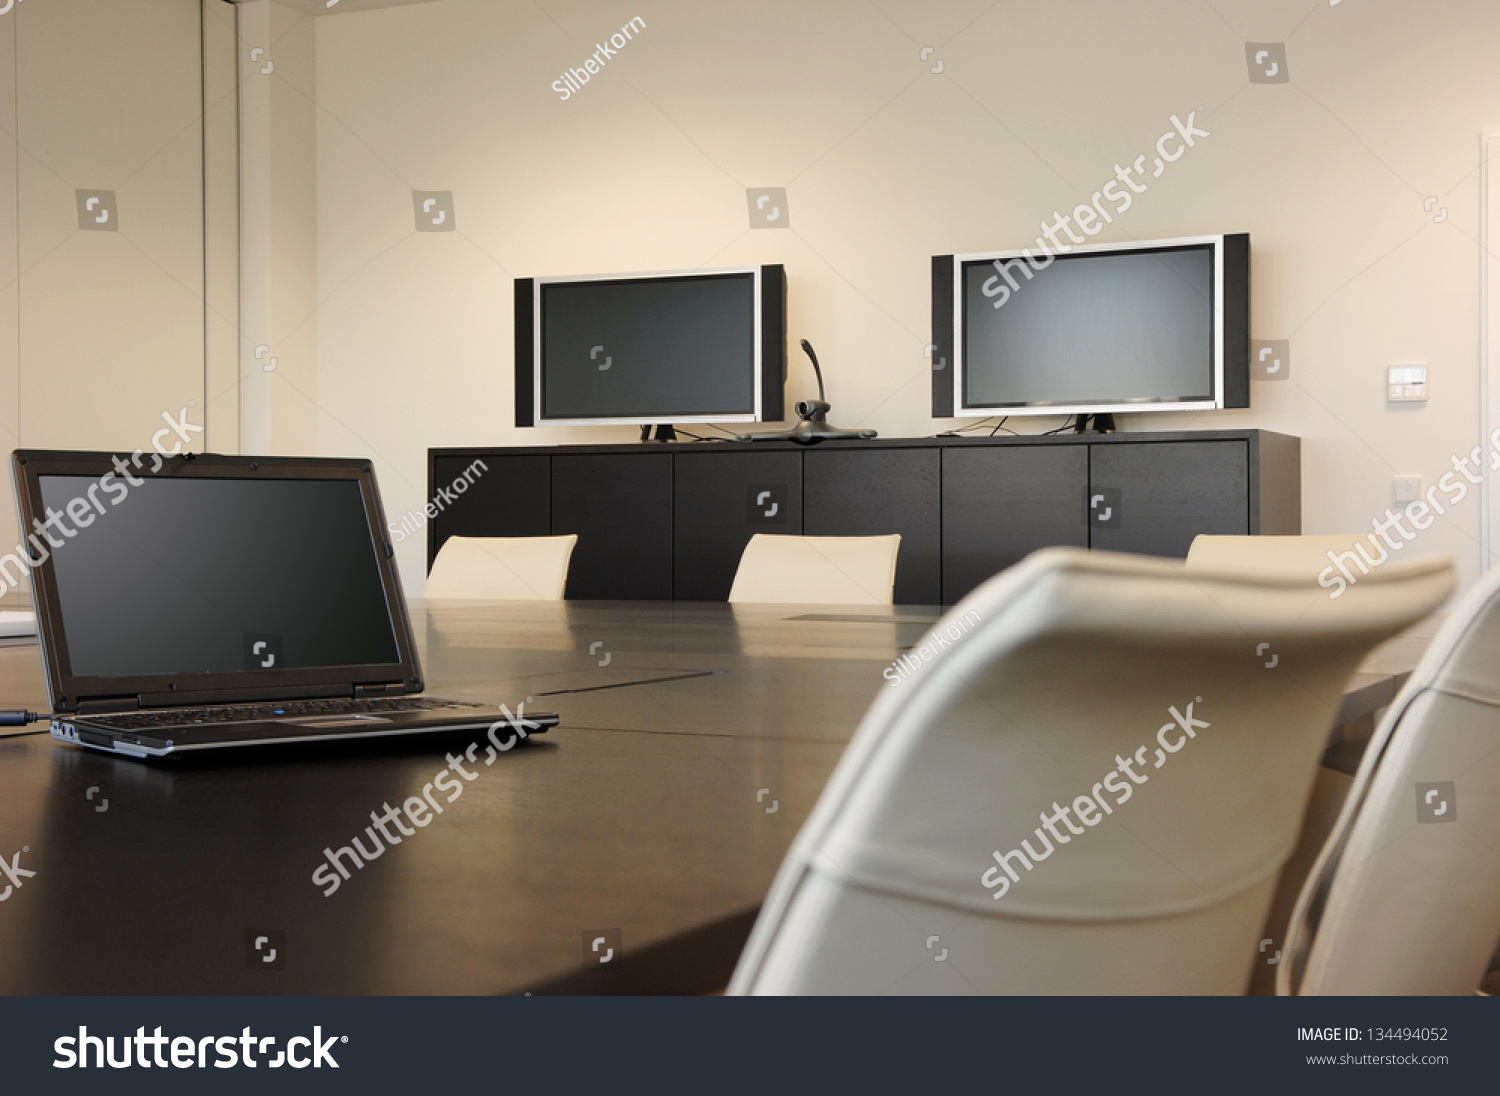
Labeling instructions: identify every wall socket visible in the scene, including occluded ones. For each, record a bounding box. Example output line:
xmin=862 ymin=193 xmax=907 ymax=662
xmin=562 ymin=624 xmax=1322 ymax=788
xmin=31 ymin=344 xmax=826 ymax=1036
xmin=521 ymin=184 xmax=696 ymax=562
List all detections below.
xmin=1388 ymin=364 xmax=1428 ymax=402
xmin=1393 ymin=476 xmax=1423 ymax=503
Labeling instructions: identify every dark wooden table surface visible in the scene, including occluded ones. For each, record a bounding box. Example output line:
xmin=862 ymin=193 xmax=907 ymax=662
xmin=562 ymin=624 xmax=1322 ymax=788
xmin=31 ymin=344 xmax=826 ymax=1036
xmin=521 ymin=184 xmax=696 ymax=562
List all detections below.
xmin=0 ymin=601 xmax=947 ymax=995
xmin=0 ymin=600 xmax=1420 ymax=995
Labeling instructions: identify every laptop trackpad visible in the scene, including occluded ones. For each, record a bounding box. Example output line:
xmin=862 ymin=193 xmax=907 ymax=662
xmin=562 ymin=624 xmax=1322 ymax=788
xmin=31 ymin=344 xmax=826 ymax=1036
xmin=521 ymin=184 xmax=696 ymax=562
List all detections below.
xmin=279 ymin=714 xmax=395 ymax=728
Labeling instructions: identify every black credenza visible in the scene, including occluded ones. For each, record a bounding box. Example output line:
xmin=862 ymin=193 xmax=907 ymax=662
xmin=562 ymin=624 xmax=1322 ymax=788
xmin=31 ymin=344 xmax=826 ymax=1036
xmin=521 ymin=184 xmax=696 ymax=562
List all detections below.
xmin=427 ymin=430 xmax=1300 ymax=605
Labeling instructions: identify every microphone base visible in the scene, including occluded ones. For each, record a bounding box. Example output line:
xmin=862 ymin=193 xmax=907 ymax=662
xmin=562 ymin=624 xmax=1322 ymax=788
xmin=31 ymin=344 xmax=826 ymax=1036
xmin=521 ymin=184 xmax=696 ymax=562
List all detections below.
xmin=736 ymin=417 xmax=877 ymax=446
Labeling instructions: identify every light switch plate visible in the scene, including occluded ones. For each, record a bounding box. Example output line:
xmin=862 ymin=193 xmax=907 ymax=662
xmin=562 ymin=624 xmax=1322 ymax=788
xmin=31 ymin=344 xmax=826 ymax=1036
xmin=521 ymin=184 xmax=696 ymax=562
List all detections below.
xmin=1388 ymin=364 xmax=1428 ymax=402
xmin=1393 ymin=476 xmax=1422 ymax=503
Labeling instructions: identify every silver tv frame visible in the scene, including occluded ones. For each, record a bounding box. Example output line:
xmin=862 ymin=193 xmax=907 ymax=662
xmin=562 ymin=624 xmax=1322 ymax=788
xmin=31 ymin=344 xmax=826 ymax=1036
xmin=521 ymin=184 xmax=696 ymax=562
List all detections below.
xmin=950 ymin=233 xmax=1227 ymax=418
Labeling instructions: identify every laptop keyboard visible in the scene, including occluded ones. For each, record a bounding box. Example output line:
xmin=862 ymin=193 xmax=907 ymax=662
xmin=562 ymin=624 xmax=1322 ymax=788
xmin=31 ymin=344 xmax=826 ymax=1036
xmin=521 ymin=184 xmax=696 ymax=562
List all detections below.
xmin=84 ymin=696 xmax=486 ymax=731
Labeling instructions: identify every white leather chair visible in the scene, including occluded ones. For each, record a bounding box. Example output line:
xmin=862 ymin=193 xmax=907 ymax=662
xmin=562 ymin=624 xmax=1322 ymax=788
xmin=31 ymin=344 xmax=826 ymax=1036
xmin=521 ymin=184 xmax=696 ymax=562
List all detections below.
xmin=424 ymin=535 xmax=578 ymax=601
xmin=728 ymin=546 xmax=1453 ymax=995
xmin=1281 ymin=561 xmax=1500 ymax=995
xmin=1186 ymin=533 xmax=1388 ymax=578
xmin=728 ymin=534 xmax=901 ymax=606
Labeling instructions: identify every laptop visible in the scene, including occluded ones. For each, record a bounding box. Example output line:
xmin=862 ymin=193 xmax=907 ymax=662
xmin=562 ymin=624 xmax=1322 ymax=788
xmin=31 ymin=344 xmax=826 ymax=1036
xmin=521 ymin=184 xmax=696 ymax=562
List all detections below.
xmin=11 ymin=449 xmax=558 ymax=757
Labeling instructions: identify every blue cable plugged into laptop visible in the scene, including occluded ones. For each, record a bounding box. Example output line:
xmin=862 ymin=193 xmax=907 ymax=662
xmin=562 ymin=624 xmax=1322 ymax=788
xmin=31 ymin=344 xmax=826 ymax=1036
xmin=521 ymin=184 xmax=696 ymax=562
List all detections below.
xmin=0 ymin=710 xmax=45 ymax=737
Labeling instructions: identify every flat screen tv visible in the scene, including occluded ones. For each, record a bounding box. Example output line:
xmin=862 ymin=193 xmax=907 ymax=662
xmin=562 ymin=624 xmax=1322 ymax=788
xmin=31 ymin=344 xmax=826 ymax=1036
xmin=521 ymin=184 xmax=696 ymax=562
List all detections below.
xmin=931 ymin=233 xmax=1249 ymax=419
xmin=515 ymin=266 xmax=785 ymax=428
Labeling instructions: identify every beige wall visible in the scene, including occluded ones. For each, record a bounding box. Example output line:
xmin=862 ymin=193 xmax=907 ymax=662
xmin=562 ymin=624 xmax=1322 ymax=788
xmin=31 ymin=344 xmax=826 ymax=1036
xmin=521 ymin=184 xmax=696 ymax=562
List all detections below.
xmin=0 ymin=11 xmax=17 ymax=603
xmin=0 ymin=0 xmax=219 ymax=603
xmin=308 ymin=0 xmax=1500 ymax=596
xmin=0 ymin=0 xmax=1489 ymax=602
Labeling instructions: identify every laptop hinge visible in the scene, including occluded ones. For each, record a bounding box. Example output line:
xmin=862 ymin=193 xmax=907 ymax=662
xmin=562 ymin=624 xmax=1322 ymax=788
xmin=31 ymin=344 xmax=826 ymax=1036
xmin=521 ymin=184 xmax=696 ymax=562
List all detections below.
xmin=354 ymin=682 xmax=407 ymax=698
xmin=77 ymin=696 xmax=141 ymax=715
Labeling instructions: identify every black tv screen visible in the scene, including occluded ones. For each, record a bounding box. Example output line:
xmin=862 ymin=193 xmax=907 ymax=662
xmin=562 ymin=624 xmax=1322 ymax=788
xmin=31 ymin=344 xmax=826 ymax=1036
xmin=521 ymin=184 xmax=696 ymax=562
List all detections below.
xmin=961 ymin=244 xmax=1216 ymax=410
xmin=539 ymin=272 xmax=756 ymax=421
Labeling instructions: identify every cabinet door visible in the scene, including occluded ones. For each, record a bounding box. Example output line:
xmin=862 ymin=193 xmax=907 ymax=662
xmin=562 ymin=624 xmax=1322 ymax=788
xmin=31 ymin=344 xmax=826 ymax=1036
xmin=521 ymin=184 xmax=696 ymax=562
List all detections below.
xmin=1088 ymin=441 xmax=1248 ymax=558
xmin=552 ymin=453 xmax=673 ymax=599
xmin=804 ymin=448 xmax=941 ymax=605
xmin=942 ymin=445 xmax=1088 ymax=603
xmin=427 ymin=454 xmax=550 ymax=571
xmin=675 ymin=450 xmax=802 ymax=600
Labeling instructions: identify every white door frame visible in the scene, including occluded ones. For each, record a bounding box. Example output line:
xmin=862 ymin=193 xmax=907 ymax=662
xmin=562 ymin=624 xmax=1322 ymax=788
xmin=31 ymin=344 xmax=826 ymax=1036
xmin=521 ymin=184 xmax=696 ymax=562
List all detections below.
xmin=1482 ymin=130 xmax=1500 ymax=572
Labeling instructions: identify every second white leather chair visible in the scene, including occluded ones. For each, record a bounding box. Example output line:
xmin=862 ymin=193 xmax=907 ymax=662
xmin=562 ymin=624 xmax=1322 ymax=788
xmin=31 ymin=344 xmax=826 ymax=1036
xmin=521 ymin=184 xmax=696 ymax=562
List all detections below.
xmin=424 ymin=535 xmax=578 ymax=600
xmin=728 ymin=534 xmax=901 ymax=605
xmin=1281 ymin=560 xmax=1500 ymax=995
xmin=729 ymin=546 xmax=1454 ymax=995
xmin=1186 ymin=533 xmax=1390 ymax=580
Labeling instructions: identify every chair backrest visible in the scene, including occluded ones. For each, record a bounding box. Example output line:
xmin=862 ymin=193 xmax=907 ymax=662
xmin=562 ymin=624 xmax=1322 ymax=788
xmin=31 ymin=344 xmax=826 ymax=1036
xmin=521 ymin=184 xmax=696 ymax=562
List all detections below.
xmin=1281 ymin=562 xmax=1500 ymax=995
xmin=728 ymin=547 xmax=1454 ymax=995
xmin=424 ymin=535 xmax=578 ymax=600
xmin=728 ymin=534 xmax=901 ymax=605
xmin=1186 ymin=533 xmax=1390 ymax=581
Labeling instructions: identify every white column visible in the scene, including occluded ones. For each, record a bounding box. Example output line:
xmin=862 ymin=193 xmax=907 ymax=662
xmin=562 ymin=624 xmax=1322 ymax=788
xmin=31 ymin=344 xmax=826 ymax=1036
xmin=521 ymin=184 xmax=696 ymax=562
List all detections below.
xmin=1483 ymin=130 xmax=1500 ymax=572
xmin=237 ymin=0 xmax=316 ymax=457
xmin=238 ymin=0 xmax=272 ymax=454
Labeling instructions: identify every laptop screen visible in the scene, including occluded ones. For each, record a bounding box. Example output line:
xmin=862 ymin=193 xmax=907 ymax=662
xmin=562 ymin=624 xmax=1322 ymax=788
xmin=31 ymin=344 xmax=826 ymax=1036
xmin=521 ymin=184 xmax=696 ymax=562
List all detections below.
xmin=37 ymin=475 xmax=400 ymax=678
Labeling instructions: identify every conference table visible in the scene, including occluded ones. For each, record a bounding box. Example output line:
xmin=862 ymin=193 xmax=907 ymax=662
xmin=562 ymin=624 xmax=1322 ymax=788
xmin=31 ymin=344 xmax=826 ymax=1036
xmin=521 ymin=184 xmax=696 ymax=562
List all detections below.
xmin=0 ymin=600 xmax=1424 ymax=996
